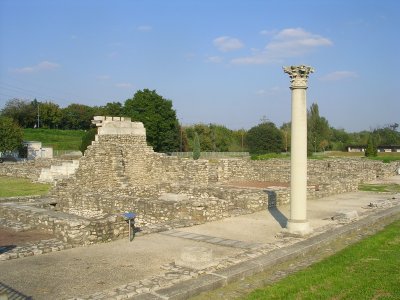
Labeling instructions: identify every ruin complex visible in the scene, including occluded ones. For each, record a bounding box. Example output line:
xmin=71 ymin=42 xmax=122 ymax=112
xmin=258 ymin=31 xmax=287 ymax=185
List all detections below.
xmin=0 ymin=116 xmax=399 ymax=247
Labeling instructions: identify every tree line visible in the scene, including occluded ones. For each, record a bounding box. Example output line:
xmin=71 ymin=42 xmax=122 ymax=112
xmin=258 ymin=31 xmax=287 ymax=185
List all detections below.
xmin=1 ymin=89 xmax=399 ymax=155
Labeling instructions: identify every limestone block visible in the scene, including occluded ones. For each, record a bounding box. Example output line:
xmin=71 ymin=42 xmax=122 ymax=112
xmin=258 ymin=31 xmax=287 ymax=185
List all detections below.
xmin=159 ymin=193 xmax=188 ymax=202
xmin=175 ymin=246 xmax=218 ymax=270
xmin=332 ymin=210 xmax=359 ymax=222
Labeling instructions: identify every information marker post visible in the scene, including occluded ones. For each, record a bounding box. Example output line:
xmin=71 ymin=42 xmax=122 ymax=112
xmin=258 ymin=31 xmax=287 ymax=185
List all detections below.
xmin=122 ymin=212 xmax=137 ymax=241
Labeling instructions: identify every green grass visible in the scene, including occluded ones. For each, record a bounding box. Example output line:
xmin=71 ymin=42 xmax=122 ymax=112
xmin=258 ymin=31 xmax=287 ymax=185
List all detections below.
xmin=319 ymin=151 xmax=400 ymax=162
xmin=251 ymin=153 xmax=290 ymax=160
xmin=359 ymin=183 xmax=400 ymax=193
xmin=23 ymin=128 xmax=85 ymax=150
xmin=0 ymin=176 xmax=51 ymax=197
xmin=366 ymin=154 xmax=400 ymax=163
xmin=244 ymin=220 xmax=400 ymax=300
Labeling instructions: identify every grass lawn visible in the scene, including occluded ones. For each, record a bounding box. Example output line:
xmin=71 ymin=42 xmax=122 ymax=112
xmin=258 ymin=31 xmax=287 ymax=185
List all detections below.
xmin=0 ymin=176 xmax=50 ymax=197
xmin=23 ymin=128 xmax=85 ymax=150
xmin=359 ymin=183 xmax=400 ymax=193
xmin=244 ymin=220 xmax=400 ymax=300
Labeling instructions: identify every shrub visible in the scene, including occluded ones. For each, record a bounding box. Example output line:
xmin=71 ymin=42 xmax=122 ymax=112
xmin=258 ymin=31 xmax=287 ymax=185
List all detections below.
xmin=80 ymin=128 xmax=97 ymax=154
xmin=193 ymin=132 xmax=200 ymax=160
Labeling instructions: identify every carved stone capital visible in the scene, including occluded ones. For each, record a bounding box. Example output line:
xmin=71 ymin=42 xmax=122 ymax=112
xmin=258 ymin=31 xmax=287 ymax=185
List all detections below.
xmin=283 ymin=65 xmax=314 ymax=88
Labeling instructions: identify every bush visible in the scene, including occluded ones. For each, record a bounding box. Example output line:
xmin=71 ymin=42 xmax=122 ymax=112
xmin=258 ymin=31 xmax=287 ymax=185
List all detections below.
xmin=246 ymin=121 xmax=283 ymax=155
xmin=80 ymin=128 xmax=97 ymax=154
xmin=193 ymin=132 xmax=200 ymax=160
xmin=365 ymin=135 xmax=377 ymax=157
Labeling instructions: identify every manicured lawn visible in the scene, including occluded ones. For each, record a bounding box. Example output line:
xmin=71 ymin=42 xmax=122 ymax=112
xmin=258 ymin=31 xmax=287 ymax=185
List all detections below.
xmin=23 ymin=128 xmax=85 ymax=150
xmin=359 ymin=183 xmax=400 ymax=193
xmin=244 ymin=220 xmax=400 ymax=300
xmin=0 ymin=176 xmax=50 ymax=197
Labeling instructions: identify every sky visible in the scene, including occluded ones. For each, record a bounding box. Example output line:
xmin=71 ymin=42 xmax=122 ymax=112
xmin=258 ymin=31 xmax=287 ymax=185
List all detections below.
xmin=0 ymin=0 xmax=399 ymax=132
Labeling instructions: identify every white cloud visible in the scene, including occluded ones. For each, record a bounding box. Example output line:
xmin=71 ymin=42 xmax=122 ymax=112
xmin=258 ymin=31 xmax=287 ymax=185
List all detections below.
xmin=319 ymin=71 xmax=358 ymax=81
xmin=12 ymin=61 xmax=60 ymax=73
xmin=231 ymin=28 xmax=332 ymax=65
xmin=213 ymin=36 xmax=244 ymax=52
xmin=137 ymin=25 xmax=152 ymax=32
xmin=205 ymin=56 xmax=223 ymax=63
xmin=115 ymin=83 xmax=133 ymax=89
xmin=266 ymin=28 xmax=332 ymax=55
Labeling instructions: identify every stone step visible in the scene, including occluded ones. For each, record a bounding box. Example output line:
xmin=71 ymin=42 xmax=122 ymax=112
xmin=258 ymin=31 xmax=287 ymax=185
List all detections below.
xmin=38 ymin=160 xmax=80 ymax=183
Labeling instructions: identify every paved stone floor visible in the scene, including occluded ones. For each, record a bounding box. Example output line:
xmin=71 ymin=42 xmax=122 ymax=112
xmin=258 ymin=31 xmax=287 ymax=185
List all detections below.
xmin=0 ymin=176 xmax=399 ymax=300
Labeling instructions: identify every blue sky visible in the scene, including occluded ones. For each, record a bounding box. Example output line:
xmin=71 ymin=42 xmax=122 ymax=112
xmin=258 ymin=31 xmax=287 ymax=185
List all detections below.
xmin=0 ymin=0 xmax=399 ymax=132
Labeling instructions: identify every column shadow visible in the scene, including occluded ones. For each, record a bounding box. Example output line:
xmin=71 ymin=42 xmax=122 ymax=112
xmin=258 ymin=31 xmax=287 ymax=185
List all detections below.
xmin=0 ymin=281 xmax=33 ymax=299
xmin=265 ymin=190 xmax=288 ymax=228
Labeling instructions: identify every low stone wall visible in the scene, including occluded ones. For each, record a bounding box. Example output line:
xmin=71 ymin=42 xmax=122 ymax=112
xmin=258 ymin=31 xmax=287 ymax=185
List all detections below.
xmin=0 ymin=159 xmax=64 ymax=180
xmin=0 ymin=199 xmax=131 ymax=245
xmin=3 ymin=118 xmax=399 ymax=246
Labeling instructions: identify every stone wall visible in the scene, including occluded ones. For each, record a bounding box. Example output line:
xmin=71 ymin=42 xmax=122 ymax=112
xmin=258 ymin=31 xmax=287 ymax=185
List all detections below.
xmin=0 ymin=159 xmax=63 ymax=180
xmin=48 ymin=119 xmax=399 ymax=241
xmin=6 ymin=117 xmax=396 ymax=245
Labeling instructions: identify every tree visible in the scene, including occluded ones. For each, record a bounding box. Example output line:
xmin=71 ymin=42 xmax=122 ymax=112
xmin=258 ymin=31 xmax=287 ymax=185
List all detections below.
xmin=245 ymin=121 xmax=283 ymax=154
xmin=193 ymin=132 xmax=201 ymax=160
xmin=372 ymin=126 xmax=400 ymax=145
xmin=61 ymin=104 xmax=94 ymax=130
xmin=280 ymin=122 xmax=291 ymax=152
xmin=0 ymin=116 xmax=23 ymax=153
xmin=365 ymin=135 xmax=377 ymax=157
xmin=330 ymin=128 xmax=350 ymax=151
xmin=102 ymin=102 xmax=124 ymax=116
xmin=1 ymin=98 xmax=36 ymax=128
xmin=124 ymin=89 xmax=180 ymax=152
xmin=307 ymin=103 xmax=331 ymax=153
xmin=39 ymin=101 xmax=62 ymax=128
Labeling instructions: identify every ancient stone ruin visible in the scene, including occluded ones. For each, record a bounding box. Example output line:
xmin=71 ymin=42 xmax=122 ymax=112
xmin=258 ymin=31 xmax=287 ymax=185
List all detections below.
xmin=1 ymin=116 xmax=399 ymax=247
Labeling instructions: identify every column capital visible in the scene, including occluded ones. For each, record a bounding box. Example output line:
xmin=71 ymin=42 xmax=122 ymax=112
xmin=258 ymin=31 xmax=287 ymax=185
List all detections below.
xmin=283 ymin=65 xmax=314 ymax=89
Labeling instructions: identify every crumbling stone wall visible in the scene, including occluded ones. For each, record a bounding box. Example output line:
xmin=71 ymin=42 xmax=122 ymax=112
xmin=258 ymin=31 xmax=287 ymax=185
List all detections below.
xmin=0 ymin=159 xmax=64 ymax=180
xmin=46 ymin=117 xmax=400 ymax=243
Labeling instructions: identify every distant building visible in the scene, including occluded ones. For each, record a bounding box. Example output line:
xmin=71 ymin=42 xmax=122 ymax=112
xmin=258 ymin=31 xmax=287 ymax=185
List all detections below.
xmin=377 ymin=145 xmax=400 ymax=153
xmin=346 ymin=145 xmax=400 ymax=153
xmin=346 ymin=145 xmax=366 ymax=152
xmin=23 ymin=141 xmax=53 ymax=159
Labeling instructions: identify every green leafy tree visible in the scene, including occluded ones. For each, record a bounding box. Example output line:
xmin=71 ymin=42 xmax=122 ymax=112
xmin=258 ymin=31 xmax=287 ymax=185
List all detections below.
xmin=0 ymin=116 xmax=23 ymax=153
xmin=124 ymin=89 xmax=179 ymax=152
xmin=365 ymin=135 xmax=377 ymax=157
xmin=102 ymin=102 xmax=124 ymax=116
xmin=373 ymin=127 xmax=400 ymax=145
xmin=193 ymin=132 xmax=200 ymax=160
xmin=1 ymin=98 xmax=37 ymax=128
xmin=61 ymin=104 xmax=94 ymax=130
xmin=80 ymin=128 xmax=97 ymax=154
xmin=280 ymin=122 xmax=291 ymax=152
xmin=307 ymin=103 xmax=331 ymax=153
xmin=330 ymin=128 xmax=351 ymax=151
xmin=231 ymin=129 xmax=247 ymax=152
xmin=245 ymin=121 xmax=283 ymax=154
xmin=39 ymin=101 xmax=62 ymax=128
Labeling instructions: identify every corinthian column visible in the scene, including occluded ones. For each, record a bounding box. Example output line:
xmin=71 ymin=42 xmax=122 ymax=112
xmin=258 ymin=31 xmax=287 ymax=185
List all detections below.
xmin=283 ymin=65 xmax=314 ymax=235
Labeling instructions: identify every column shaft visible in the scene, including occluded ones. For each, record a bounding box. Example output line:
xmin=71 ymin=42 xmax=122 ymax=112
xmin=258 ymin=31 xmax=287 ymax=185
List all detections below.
xmin=283 ymin=65 xmax=314 ymax=235
xmin=290 ymin=87 xmax=307 ymax=221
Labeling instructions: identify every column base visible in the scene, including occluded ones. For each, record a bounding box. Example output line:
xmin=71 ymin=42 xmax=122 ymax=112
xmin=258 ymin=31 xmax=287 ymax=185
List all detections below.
xmin=286 ymin=220 xmax=312 ymax=236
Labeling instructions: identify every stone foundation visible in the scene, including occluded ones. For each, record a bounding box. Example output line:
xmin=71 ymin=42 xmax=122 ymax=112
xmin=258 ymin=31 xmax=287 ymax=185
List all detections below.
xmin=1 ymin=117 xmax=399 ymax=246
